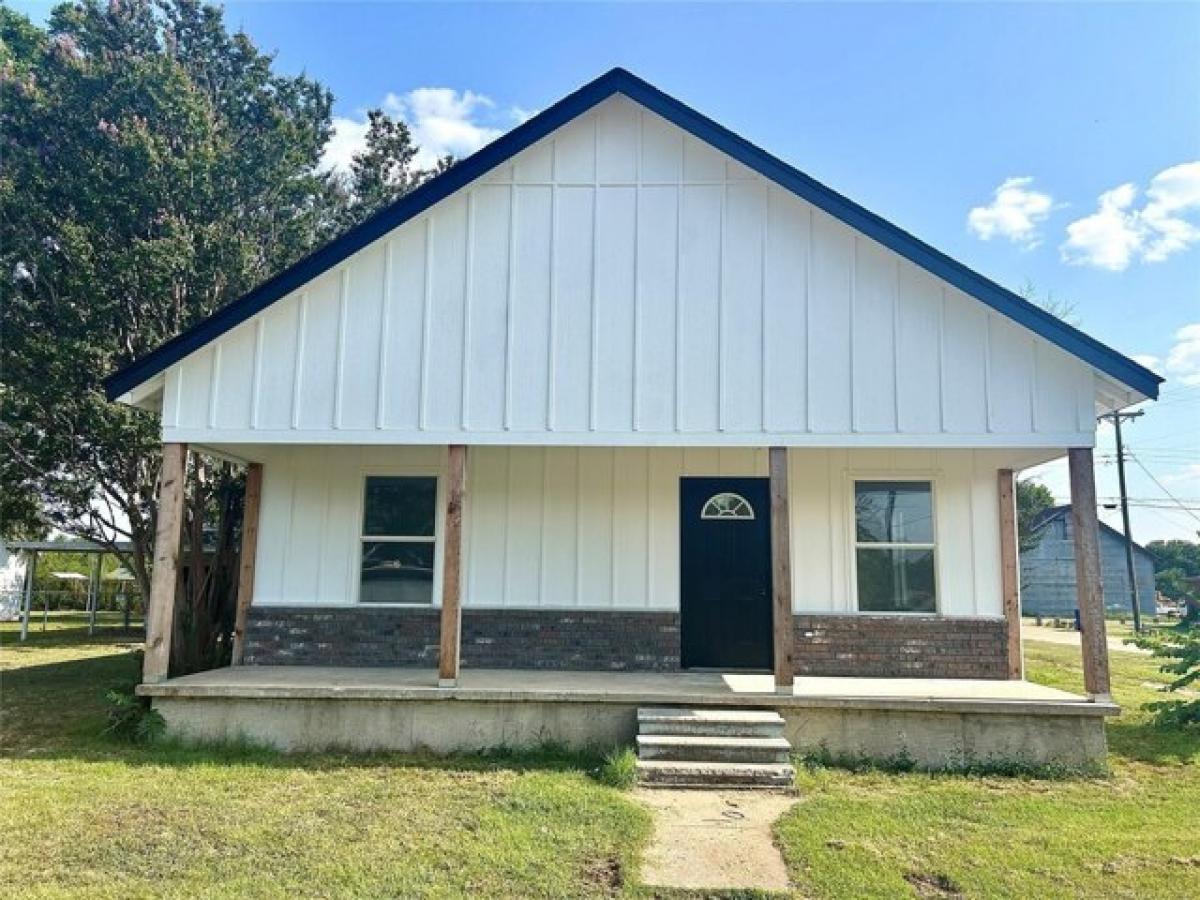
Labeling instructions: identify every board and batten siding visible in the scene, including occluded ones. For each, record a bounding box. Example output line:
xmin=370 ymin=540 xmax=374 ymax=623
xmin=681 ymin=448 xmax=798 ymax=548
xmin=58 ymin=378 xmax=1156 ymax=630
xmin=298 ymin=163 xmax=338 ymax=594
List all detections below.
xmin=159 ymin=95 xmax=1096 ymax=448
xmin=250 ymin=445 xmax=1005 ymax=618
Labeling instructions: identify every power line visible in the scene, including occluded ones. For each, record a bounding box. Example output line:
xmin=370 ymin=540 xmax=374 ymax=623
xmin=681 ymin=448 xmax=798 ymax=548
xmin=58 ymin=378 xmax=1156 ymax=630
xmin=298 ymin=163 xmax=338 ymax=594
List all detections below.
xmin=1127 ymin=449 xmax=1200 ymax=526
xmin=1098 ymin=451 xmax=1199 ymax=460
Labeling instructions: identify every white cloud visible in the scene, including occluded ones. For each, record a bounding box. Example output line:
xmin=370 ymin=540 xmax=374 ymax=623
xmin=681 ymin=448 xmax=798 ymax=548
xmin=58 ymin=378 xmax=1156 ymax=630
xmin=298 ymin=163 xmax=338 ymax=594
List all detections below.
xmin=322 ymin=87 xmax=519 ymax=174
xmin=510 ymin=106 xmax=539 ymax=126
xmin=967 ymin=176 xmax=1055 ymax=248
xmin=391 ymin=88 xmax=503 ymax=167
xmin=1061 ymin=161 xmax=1200 ymax=271
xmin=1060 ymin=183 xmax=1142 ymax=271
xmin=1131 ymin=353 xmax=1161 ymax=372
xmin=1164 ymin=322 xmax=1200 ymax=387
xmin=322 ymin=116 xmax=371 ymax=176
xmin=1142 ymin=162 xmax=1200 ymax=262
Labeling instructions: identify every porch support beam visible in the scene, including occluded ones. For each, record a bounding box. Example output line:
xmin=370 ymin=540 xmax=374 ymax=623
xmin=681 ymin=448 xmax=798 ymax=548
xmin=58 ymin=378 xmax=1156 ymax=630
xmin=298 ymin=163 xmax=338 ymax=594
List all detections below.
xmin=231 ymin=462 xmax=264 ymax=666
xmin=1068 ymin=447 xmax=1112 ymax=700
xmin=769 ymin=447 xmax=795 ymax=692
xmin=144 ymin=442 xmax=188 ymax=684
xmin=439 ymin=444 xmax=467 ymax=687
xmin=998 ymin=469 xmax=1023 ymax=679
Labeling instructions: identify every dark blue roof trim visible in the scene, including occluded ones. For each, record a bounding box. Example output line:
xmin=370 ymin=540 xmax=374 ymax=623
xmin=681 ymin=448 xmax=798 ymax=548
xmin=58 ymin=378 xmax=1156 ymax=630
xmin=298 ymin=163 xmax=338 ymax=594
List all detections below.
xmin=105 ymin=67 xmax=1161 ymax=402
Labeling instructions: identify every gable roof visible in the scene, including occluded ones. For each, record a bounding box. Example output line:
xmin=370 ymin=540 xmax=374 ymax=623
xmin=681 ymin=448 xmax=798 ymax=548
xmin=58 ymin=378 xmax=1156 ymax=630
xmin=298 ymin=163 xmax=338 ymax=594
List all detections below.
xmin=1031 ymin=505 xmax=1154 ymax=558
xmin=104 ymin=67 xmax=1162 ymax=402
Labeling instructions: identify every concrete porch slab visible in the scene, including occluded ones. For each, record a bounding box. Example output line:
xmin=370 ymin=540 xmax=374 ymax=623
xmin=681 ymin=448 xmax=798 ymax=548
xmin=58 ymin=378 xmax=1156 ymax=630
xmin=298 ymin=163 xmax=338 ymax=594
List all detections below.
xmin=141 ymin=667 xmax=1116 ymax=766
xmin=140 ymin=666 xmax=1117 ymax=717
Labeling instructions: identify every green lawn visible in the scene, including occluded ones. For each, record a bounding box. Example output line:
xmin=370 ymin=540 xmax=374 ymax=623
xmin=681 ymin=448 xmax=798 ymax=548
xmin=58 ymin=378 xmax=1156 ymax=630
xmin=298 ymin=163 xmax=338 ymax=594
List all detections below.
xmin=2 ymin=614 xmax=1198 ymax=898
xmin=0 ymin=615 xmax=650 ymax=899
xmin=776 ymin=640 xmax=1200 ymax=899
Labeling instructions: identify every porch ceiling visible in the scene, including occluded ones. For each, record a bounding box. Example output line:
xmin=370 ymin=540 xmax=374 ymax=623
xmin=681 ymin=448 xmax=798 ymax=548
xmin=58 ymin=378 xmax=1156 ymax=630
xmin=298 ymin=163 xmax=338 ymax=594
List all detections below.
xmin=191 ymin=441 xmax=1070 ymax=473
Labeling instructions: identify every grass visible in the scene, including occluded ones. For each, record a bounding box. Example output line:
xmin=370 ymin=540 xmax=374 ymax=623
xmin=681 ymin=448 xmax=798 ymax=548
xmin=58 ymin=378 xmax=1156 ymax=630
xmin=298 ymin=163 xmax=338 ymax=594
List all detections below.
xmin=0 ymin=614 xmax=651 ymax=899
xmin=597 ymin=746 xmax=639 ymax=789
xmin=2 ymin=612 xmax=1198 ymax=898
xmin=775 ymin=639 xmax=1200 ymax=899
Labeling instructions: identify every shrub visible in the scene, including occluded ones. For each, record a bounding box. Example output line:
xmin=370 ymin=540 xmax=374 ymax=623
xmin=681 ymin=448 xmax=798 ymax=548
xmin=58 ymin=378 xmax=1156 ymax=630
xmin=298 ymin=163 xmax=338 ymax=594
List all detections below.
xmin=596 ymin=746 xmax=638 ymax=789
xmin=103 ymin=680 xmax=165 ymax=744
xmin=1131 ymin=622 xmax=1200 ymax=729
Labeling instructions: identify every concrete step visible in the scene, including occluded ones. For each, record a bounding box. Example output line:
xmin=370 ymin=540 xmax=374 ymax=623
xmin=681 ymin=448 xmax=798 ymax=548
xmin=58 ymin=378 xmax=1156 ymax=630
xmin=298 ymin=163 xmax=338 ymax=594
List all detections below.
xmin=636 ymin=759 xmax=795 ymax=789
xmin=637 ymin=734 xmax=792 ymax=764
xmin=637 ymin=707 xmax=786 ymax=738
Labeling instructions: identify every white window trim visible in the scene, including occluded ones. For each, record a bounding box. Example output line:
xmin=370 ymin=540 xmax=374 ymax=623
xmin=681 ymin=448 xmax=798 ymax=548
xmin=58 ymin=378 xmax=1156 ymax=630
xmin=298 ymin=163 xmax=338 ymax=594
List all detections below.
xmin=351 ymin=465 xmax=445 ymax=608
xmin=846 ymin=472 xmax=942 ymax=616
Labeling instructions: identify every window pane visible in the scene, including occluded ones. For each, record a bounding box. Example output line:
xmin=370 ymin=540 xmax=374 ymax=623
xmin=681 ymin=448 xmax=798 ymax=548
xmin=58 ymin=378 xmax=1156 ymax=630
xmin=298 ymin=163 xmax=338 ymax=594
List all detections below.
xmin=701 ymin=492 xmax=756 ymax=520
xmin=856 ymin=548 xmax=936 ymax=612
xmin=360 ymin=541 xmax=434 ymax=604
xmin=363 ymin=476 xmax=436 ymax=537
xmin=855 ymin=481 xmax=934 ymax=544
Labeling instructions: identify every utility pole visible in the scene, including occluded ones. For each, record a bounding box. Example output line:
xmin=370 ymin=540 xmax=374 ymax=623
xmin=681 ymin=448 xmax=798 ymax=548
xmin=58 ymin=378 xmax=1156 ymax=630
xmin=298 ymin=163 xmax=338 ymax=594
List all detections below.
xmin=1099 ymin=410 xmax=1144 ymax=632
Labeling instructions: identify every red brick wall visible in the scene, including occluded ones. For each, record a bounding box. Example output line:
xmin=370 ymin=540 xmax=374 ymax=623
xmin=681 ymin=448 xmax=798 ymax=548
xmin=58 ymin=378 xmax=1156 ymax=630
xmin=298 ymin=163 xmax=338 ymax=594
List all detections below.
xmin=244 ymin=607 xmax=1008 ymax=678
xmin=793 ymin=615 xmax=1010 ymax=679
xmin=244 ymin=607 xmax=680 ymax=670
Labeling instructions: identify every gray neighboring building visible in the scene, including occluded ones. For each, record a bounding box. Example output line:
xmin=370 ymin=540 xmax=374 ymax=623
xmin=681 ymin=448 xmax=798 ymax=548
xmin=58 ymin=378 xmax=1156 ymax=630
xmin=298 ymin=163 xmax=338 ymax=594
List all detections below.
xmin=1020 ymin=505 xmax=1156 ymax=616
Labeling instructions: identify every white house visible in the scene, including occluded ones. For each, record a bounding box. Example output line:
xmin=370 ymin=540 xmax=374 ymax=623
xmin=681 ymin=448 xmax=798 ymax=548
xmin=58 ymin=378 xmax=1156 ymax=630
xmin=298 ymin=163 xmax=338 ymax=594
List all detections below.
xmin=109 ymin=69 xmax=1159 ymax=774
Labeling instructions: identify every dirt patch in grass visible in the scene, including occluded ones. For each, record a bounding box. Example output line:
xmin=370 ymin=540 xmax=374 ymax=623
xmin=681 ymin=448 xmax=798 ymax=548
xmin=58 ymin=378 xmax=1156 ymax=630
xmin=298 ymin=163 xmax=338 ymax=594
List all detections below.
xmin=582 ymin=853 xmax=625 ymax=894
xmin=904 ymin=871 xmax=964 ymax=897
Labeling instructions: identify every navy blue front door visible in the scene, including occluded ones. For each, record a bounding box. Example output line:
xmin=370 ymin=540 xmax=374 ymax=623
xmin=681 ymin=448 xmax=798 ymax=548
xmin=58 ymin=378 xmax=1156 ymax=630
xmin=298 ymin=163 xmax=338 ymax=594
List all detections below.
xmin=679 ymin=477 xmax=773 ymax=670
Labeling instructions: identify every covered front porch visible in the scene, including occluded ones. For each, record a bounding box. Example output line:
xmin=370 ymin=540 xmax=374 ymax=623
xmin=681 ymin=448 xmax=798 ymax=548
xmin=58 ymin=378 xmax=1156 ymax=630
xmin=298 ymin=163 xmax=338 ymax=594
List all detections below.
xmin=142 ymin=442 xmax=1118 ymax=690
xmin=139 ymin=665 xmax=1116 ymax=768
xmin=133 ymin=439 xmax=1121 ymax=771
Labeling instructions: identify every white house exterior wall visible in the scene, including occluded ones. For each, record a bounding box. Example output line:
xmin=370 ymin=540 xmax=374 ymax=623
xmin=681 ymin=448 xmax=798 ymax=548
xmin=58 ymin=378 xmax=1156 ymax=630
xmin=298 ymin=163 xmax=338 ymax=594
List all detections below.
xmin=159 ymin=96 xmax=1097 ymax=449
xmin=249 ymin=445 xmax=1005 ymax=618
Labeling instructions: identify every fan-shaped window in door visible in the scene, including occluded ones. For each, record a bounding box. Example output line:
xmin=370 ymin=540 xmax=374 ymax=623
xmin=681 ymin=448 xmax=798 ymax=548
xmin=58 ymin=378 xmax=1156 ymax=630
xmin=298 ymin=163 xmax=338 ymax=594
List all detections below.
xmin=700 ymin=492 xmax=755 ymax=520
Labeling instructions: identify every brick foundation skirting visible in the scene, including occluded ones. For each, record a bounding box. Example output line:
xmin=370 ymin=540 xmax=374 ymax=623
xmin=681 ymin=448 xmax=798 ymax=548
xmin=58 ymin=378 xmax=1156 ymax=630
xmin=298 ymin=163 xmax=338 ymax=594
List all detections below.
xmin=244 ymin=607 xmax=1008 ymax=678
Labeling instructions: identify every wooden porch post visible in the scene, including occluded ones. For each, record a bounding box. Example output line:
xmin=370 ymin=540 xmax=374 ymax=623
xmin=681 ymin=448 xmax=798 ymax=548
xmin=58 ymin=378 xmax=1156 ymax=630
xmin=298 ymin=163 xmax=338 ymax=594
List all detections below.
xmin=769 ymin=447 xmax=795 ymax=692
xmin=231 ymin=462 xmax=264 ymax=666
xmin=144 ymin=442 xmax=188 ymax=684
xmin=439 ymin=444 xmax=467 ymax=687
xmin=997 ymin=469 xmax=1023 ymax=679
xmin=1068 ymin=447 xmax=1112 ymax=700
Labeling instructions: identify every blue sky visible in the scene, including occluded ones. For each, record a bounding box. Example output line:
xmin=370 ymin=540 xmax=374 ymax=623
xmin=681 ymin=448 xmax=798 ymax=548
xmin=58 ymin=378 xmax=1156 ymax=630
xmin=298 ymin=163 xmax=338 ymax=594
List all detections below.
xmin=18 ymin=1 xmax=1200 ymax=542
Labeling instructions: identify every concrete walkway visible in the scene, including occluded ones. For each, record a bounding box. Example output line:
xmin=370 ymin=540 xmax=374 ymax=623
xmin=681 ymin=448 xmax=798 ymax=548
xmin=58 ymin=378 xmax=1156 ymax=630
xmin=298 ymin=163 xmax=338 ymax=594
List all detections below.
xmin=1022 ymin=623 xmax=1149 ymax=654
xmin=636 ymin=789 xmax=795 ymax=892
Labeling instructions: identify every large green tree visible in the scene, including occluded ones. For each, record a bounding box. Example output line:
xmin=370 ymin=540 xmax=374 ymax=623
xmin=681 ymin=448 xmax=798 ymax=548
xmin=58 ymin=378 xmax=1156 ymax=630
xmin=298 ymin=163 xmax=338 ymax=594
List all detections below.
xmin=342 ymin=108 xmax=453 ymax=225
xmin=1 ymin=1 xmax=436 ymax=667
xmin=2 ymin=0 xmax=340 ymax=602
xmin=1146 ymin=538 xmax=1200 ymax=616
xmin=1016 ymin=478 xmax=1056 ymax=553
